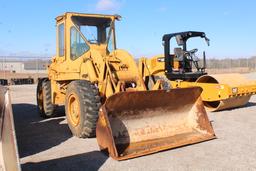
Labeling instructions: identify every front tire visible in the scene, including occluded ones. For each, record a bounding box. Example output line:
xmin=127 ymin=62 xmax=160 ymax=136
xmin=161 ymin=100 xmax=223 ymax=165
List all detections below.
xmin=65 ymin=80 xmax=101 ymax=138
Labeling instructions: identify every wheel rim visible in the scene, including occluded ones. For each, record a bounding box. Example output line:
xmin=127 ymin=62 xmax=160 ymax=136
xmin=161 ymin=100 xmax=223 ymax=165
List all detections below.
xmin=68 ymin=93 xmax=80 ymax=126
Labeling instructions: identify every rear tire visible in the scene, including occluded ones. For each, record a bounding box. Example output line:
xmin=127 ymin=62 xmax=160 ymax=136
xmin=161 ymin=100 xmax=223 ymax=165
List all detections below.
xmin=37 ymin=79 xmax=56 ymax=118
xmin=65 ymin=80 xmax=101 ymax=138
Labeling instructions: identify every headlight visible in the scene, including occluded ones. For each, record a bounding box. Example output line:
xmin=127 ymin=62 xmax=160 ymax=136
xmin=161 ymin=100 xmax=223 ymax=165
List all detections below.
xmin=157 ymin=57 xmax=165 ymax=62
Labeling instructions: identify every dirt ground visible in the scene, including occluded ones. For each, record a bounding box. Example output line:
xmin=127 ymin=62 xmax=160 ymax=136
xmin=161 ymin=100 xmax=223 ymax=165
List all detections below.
xmin=11 ymin=73 xmax=256 ymax=171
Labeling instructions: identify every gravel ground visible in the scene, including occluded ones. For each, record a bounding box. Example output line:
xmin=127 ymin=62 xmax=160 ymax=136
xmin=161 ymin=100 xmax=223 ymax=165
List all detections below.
xmin=11 ymin=73 xmax=256 ymax=171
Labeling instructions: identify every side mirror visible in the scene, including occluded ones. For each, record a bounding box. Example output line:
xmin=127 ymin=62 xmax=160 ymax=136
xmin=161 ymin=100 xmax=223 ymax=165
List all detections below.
xmin=205 ymin=37 xmax=210 ymax=46
xmin=114 ymin=14 xmax=122 ymax=21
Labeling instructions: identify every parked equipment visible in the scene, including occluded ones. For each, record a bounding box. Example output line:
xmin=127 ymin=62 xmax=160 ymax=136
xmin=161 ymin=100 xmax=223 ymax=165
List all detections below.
xmin=0 ymin=79 xmax=8 ymax=86
xmin=37 ymin=14 xmax=215 ymax=160
xmin=139 ymin=31 xmax=256 ymax=111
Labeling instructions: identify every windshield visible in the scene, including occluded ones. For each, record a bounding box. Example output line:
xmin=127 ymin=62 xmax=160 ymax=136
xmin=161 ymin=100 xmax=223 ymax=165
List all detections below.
xmin=71 ymin=16 xmax=115 ymax=51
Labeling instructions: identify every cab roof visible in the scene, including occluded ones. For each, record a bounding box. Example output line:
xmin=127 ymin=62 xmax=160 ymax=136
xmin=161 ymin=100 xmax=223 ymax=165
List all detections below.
xmin=55 ymin=12 xmax=121 ymax=22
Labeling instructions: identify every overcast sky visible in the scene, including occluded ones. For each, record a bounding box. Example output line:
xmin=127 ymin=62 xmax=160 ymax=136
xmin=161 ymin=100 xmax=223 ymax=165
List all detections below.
xmin=0 ymin=0 xmax=255 ymax=58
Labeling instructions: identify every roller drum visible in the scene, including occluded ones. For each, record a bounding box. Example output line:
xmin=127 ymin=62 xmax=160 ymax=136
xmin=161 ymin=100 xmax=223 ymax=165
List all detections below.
xmin=197 ymin=74 xmax=255 ymax=111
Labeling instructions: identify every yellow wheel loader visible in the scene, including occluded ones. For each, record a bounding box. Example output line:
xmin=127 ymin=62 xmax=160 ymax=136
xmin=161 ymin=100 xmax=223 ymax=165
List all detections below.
xmin=139 ymin=31 xmax=256 ymax=111
xmin=36 ymin=13 xmax=215 ymax=160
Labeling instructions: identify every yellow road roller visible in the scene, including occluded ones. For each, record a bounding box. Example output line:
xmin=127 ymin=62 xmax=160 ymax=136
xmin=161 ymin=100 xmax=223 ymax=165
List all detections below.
xmin=36 ymin=14 xmax=215 ymax=160
xmin=139 ymin=31 xmax=256 ymax=111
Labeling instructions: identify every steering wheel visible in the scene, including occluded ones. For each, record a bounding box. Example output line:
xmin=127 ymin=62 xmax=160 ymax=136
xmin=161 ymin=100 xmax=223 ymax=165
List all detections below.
xmin=184 ymin=48 xmax=198 ymax=55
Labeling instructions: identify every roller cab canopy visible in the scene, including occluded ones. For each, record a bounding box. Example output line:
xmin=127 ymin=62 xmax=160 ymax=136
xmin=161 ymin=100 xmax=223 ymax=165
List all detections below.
xmin=162 ymin=31 xmax=210 ymax=81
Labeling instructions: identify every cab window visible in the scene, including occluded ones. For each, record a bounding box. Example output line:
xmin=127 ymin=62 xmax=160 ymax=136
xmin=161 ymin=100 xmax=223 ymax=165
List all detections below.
xmin=70 ymin=27 xmax=89 ymax=60
xmin=58 ymin=23 xmax=65 ymax=57
xmin=80 ymin=26 xmax=98 ymax=44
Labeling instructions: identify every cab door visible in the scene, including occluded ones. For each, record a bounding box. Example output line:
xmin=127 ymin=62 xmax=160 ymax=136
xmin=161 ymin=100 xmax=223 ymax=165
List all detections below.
xmin=52 ymin=21 xmax=90 ymax=80
xmin=49 ymin=21 xmax=67 ymax=78
xmin=66 ymin=26 xmax=90 ymax=76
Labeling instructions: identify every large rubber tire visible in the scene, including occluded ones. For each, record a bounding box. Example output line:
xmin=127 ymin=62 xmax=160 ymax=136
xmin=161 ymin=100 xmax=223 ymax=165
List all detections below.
xmin=65 ymin=80 xmax=101 ymax=138
xmin=37 ymin=79 xmax=56 ymax=118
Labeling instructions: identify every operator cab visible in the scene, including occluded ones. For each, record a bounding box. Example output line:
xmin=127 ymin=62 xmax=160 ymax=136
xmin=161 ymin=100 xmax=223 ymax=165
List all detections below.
xmin=162 ymin=31 xmax=210 ymax=81
xmin=68 ymin=13 xmax=120 ymax=59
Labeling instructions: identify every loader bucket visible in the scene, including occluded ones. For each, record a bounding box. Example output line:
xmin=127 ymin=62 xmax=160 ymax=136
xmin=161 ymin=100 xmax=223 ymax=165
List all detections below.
xmin=0 ymin=86 xmax=21 ymax=171
xmin=196 ymin=74 xmax=256 ymax=111
xmin=96 ymin=87 xmax=216 ymax=160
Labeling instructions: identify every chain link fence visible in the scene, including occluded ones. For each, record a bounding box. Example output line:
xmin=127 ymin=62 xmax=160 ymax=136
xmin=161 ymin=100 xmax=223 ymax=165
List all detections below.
xmin=0 ymin=56 xmax=255 ymax=84
xmin=204 ymin=57 xmax=256 ymax=74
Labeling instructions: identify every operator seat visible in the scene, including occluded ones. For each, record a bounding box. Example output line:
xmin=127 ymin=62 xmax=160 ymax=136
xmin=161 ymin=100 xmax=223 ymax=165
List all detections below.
xmin=174 ymin=48 xmax=184 ymax=61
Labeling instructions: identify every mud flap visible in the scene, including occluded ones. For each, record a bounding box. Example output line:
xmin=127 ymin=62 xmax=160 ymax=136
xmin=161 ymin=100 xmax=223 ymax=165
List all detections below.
xmin=96 ymin=87 xmax=216 ymax=160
